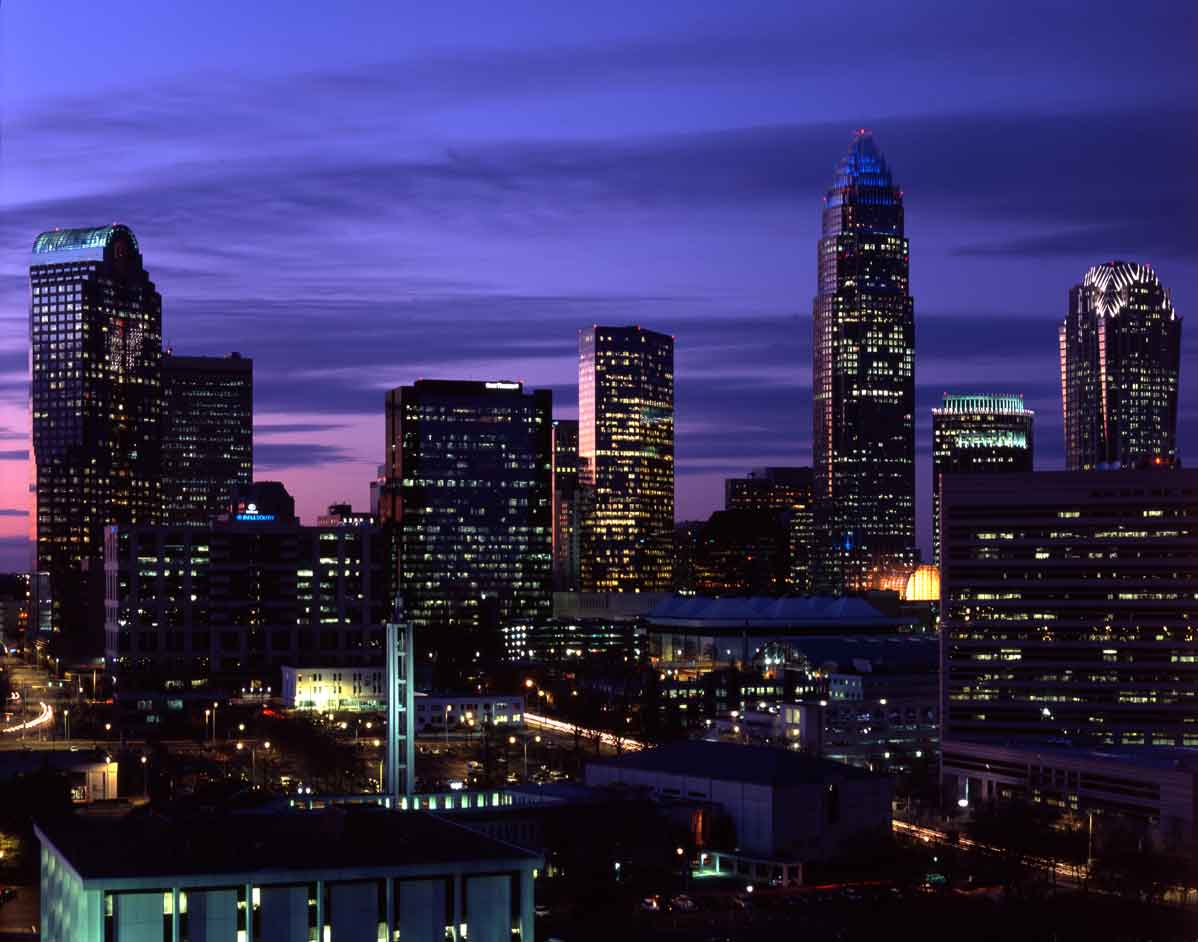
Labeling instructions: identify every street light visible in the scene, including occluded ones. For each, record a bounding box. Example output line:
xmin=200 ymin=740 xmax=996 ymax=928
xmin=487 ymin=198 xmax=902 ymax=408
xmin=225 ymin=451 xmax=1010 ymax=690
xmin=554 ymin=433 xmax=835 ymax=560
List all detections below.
xmin=140 ymin=755 xmax=148 ymax=798
xmin=63 ymin=708 xmax=69 ymax=743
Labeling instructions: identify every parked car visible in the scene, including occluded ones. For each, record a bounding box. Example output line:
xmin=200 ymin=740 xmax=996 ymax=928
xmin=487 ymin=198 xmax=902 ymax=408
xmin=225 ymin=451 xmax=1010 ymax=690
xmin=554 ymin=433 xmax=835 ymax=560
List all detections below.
xmin=640 ymin=896 xmax=661 ymax=912
xmin=670 ymin=894 xmax=697 ymax=913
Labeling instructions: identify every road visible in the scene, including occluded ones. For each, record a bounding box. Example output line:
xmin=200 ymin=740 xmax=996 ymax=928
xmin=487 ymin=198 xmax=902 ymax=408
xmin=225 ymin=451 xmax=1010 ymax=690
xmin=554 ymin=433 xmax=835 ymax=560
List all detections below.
xmin=523 ymin=712 xmax=647 ymax=751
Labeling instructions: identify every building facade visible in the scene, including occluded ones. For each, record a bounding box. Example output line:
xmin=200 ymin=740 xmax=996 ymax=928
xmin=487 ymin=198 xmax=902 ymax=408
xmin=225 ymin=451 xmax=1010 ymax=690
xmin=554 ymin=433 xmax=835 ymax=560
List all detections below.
xmin=693 ymin=509 xmax=788 ymax=597
xmin=578 ymin=326 xmax=674 ymax=593
xmin=104 ymin=484 xmax=392 ymax=694
xmin=1059 ymin=262 xmax=1182 ymax=471
xmin=551 ymin=418 xmax=581 ymax=592
xmin=931 ymin=394 xmax=1034 ymax=566
xmin=37 ymin=808 xmax=540 ymax=942
xmin=940 ymin=470 xmax=1198 ymax=749
xmin=811 ymin=131 xmax=916 ymax=595
xmin=724 ymin=467 xmax=814 ymax=593
xmin=161 ymin=353 xmax=253 ymax=527
xmin=30 ymin=225 xmax=162 ymax=644
xmin=384 ymin=380 xmax=553 ymax=654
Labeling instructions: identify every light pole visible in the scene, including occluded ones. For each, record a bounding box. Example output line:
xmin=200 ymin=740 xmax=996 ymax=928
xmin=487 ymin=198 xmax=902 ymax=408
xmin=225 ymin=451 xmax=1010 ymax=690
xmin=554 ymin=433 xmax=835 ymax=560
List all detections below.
xmin=509 ymin=734 xmax=541 ymax=781
xmin=445 ymin=705 xmax=451 ymax=748
xmin=63 ymin=708 xmax=69 ymax=743
xmin=212 ymin=702 xmax=219 ymax=743
xmin=140 ymin=755 xmax=148 ymax=799
xmin=204 ymin=709 xmax=210 ymax=745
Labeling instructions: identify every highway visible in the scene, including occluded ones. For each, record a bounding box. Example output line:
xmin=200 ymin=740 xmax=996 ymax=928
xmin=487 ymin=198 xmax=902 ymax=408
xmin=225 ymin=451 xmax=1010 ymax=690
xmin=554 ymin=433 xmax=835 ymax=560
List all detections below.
xmin=523 ymin=711 xmax=647 ymax=751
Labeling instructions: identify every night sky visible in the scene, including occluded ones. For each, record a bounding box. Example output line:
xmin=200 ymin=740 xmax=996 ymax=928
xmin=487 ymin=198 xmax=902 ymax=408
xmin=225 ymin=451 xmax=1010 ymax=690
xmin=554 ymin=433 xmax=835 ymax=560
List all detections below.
xmin=1 ymin=1 xmax=1195 ymax=570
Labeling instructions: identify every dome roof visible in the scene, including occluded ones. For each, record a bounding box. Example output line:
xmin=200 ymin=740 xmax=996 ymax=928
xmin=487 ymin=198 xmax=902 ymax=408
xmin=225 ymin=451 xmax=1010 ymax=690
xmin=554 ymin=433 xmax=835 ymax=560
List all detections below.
xmin=904 ymin=564 xmax=940 ymax=602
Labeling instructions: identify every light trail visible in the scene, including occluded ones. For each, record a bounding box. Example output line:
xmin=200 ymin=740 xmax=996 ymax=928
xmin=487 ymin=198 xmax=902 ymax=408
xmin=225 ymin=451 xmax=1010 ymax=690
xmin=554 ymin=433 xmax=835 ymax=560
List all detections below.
xmin=523 ymin=712 xmax=647 ymax=751
xmin=2 ymin=702 xmax=53 ymax=734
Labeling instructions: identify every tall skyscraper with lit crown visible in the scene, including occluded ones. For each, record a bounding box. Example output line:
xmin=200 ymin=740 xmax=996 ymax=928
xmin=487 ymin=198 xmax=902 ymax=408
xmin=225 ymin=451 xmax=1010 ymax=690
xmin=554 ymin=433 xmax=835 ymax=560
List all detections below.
xmin=1059 ymin=261 xmax=1181 ymax=471
xmin=30 ymin=225 xmax=162 ymax=643
xmin=578 ymin=325 xmax=674 ymax=593
xmin=811 ymin=131 xmax=916 ymax=594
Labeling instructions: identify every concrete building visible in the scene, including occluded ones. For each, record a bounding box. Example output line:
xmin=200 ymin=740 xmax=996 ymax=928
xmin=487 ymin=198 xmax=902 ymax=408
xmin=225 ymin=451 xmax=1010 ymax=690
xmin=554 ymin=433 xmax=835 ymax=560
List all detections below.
xmin=942 ymin=739 xmax=1198 ymax=849
xmin=0 ymin=750 xmax=118 ymax=804
xmin=280 ymin=665 xmax=386 ymax=712
xmin=414 ymin=693 xmax=524 ymax=731
xmin=37 ymin=806 xmax=540 ymax=942
xmin=585 ymin=741 xmax=890 ymax=876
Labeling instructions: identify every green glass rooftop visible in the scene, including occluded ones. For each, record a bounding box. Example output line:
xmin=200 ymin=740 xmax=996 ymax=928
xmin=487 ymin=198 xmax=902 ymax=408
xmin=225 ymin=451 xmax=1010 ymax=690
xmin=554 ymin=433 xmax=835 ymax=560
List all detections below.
xmin=32 ymin=224 xmax=139 ymax=257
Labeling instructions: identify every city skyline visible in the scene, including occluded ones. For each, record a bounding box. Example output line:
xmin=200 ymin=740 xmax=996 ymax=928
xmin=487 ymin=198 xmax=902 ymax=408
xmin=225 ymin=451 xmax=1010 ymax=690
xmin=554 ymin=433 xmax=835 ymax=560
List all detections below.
xmin=2 ymin=2 xmax=1197 ymax=571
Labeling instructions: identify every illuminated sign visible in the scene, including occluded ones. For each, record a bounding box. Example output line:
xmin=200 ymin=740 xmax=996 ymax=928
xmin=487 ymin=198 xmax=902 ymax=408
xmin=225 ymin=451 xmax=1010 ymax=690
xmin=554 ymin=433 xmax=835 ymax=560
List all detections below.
xmin=235 ymin=513 xmax=276 ymax=522
xmin=485 ymin=381 xmax=520 ymax=390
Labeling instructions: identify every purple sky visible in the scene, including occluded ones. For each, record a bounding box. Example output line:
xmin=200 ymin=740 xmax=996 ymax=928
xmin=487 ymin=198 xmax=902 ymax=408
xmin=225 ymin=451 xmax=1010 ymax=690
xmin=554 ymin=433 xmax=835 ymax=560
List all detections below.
xmin=1 ymin=1 xmax=1196 ymax=569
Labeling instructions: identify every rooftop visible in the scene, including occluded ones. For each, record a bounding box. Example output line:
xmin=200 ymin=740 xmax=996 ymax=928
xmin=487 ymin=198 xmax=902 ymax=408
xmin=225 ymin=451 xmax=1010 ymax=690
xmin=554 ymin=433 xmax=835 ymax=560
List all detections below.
xmin=647 ymin=595 xmax=902 ymax=628
xmin=32 ymin=224 xmax=139 ymax=259
xmin=590 ymin=740 xmax=878 ymax=788
xmin=37 ymin=806 xmax=537 ymax=881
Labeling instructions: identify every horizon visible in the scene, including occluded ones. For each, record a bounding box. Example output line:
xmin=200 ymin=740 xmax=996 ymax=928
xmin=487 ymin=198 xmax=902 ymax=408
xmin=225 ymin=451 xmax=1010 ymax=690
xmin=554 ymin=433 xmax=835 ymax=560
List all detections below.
xmin=2 ymin=1 xmax=1196 ymax=570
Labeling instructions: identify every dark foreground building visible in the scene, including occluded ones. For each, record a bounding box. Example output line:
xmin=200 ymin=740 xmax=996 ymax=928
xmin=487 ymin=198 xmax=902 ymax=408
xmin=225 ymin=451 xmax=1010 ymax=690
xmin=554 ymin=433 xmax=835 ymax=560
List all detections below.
xmin=725 ymin=467 xmax=815 ymax=593
xmin=811 ymin=131 xmax=916 ymax=595
xmin=30 ymin=225 xmax=162 ymax=646
xmin=161 ymin=352 xmax=253 ymax=526
xmin=1060 ymin=261 xmax=1182 ymax=470
xmin=38 ymin=806 xmax=540 ymax=942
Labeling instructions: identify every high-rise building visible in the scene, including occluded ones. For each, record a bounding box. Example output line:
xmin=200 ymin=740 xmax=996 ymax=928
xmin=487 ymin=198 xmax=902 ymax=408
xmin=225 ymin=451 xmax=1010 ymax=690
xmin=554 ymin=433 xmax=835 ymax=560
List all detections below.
xmin=30 ymin=225 xmax=162 ymax=645
xmin=578 ymin=325 xmax=674 ymax=593
xmin=161 ymin=352 xmax=253 ymax=526
xmin=931 ymin=394 xmax=1034 ymax=566
xmin=552 ymin=419 xmax=581 ymax=591
xmin=1059 ymin=262 xmax=1182 ymax=471
xmin=811 ymin=131 xmax=916 ymax=595
xmin=693 ymin=509 xmax=788 ymax=596
xmin=725 ymin=467 xmax=814 ymax=594
xmin=940 ymin=470 xmax=1198 ymax=749
xmin=384 ymin=380 xmax=552 ymax=660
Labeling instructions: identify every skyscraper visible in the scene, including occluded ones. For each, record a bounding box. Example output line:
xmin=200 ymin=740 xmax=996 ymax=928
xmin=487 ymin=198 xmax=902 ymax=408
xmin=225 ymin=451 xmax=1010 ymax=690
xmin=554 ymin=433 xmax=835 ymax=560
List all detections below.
xmin=812 ymin=131 xmax=916 ymax=594
xmin=384 ymin=380 xmax=552 ymax=663
xmin=552 ymin=418 xmax=581 ymax=591
xmin=1060 ymin=262 xmax=1182 ymax=471
xmin=931 ymin=394 xmax=1034 ymax=565
xmin=162 ymin=352 xmax=253 ymax=526
xmin=30 ymin=225 xmax=162 ymax=644
xmin=578 ymin=326 xmax=674 ymax=593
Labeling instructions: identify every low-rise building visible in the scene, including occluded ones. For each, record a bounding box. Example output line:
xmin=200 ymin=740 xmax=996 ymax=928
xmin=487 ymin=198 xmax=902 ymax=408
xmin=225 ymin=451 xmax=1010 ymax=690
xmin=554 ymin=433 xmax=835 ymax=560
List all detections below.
xmin=585 ymin=740 xmax=891 ymax=881
xmin=942 ymin=739 xmax=1198 ymax=849
xmin=280 ymin=665 xmax=386 ymax=712
xmin=0 ymin=750 xmax=118 ymax=804
xmin=414 ymin=693 xmax=524 ymax=730
xmin=37 ymin=806 xmax=540 ymax=942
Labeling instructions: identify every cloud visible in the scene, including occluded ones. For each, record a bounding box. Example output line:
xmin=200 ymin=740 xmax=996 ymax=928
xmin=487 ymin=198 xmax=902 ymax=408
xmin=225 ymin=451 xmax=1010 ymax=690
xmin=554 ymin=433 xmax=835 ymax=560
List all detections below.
xmin=0 ymin=509 xmax=27 ymax=517
xmin=255 ymin=422 xmax=348 ymax=436
xmin=0 ymin=451 xmax=29 ymax=461
xmin=255 ymin=442 xmax=361 ymax=471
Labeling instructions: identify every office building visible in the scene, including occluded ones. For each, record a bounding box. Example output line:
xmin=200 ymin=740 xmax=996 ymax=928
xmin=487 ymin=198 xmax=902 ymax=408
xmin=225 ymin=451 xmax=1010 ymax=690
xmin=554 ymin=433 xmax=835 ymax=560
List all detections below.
xmin=384 ymin=380 xmax=552 ymax=652
xmin=30 ymin=225 xmax=162 ymax=644
xmin=552 ymin=418 xmax=581 ymax=591
xmin=104 ymin=483 xmax=392 ymax=697
xmin=931 ymin=394 xmax=1034 ymax=565
xmin=724 ymin=467 xmax=814 ymax=593
xmin=37 ymin=806 xmax=540 ymax=942
xmin=1060 ymin=261 xmax=1182 ymax=470
xmin=940 ymin=470 xmax=1198 ymax=749
xmin=811 ymin=131 xmax=916 ymax=595
xmin=161 ymin=352 xmax=253 ymax=526
xmin=578 ymin=326 xmax=674 ymax=593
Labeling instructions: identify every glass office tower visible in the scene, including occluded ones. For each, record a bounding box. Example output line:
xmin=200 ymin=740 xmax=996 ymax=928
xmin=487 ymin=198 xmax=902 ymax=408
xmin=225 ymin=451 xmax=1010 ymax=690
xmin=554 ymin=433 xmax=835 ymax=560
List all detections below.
xmin=811 ymin=131 xmax=916 ymax=594
xmin=931 ymin=394 xmax=1034 ymax=565
xmin=1059 ymin=261 xmax=1182 ymax=471
xmin=162 ymin=352 xmax=253 ymax=526
xmin=30 ymin=225 xmax=162 ymax=644
xmin=384 ymin=380 xmax=552 ymax=662
xmin=578 ymin=326 xmax=674 ymax=593
xmin=724 ymin=467 xmax=814 ymax=593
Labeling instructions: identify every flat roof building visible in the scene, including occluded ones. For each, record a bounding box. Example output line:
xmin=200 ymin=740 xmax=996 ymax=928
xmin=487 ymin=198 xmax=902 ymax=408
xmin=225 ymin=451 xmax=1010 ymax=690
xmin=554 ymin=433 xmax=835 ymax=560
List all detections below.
xmin=585 ymin=741 xmax=891 ymax=865
xmin=37 ymin=806 xmax=540 ymax=942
